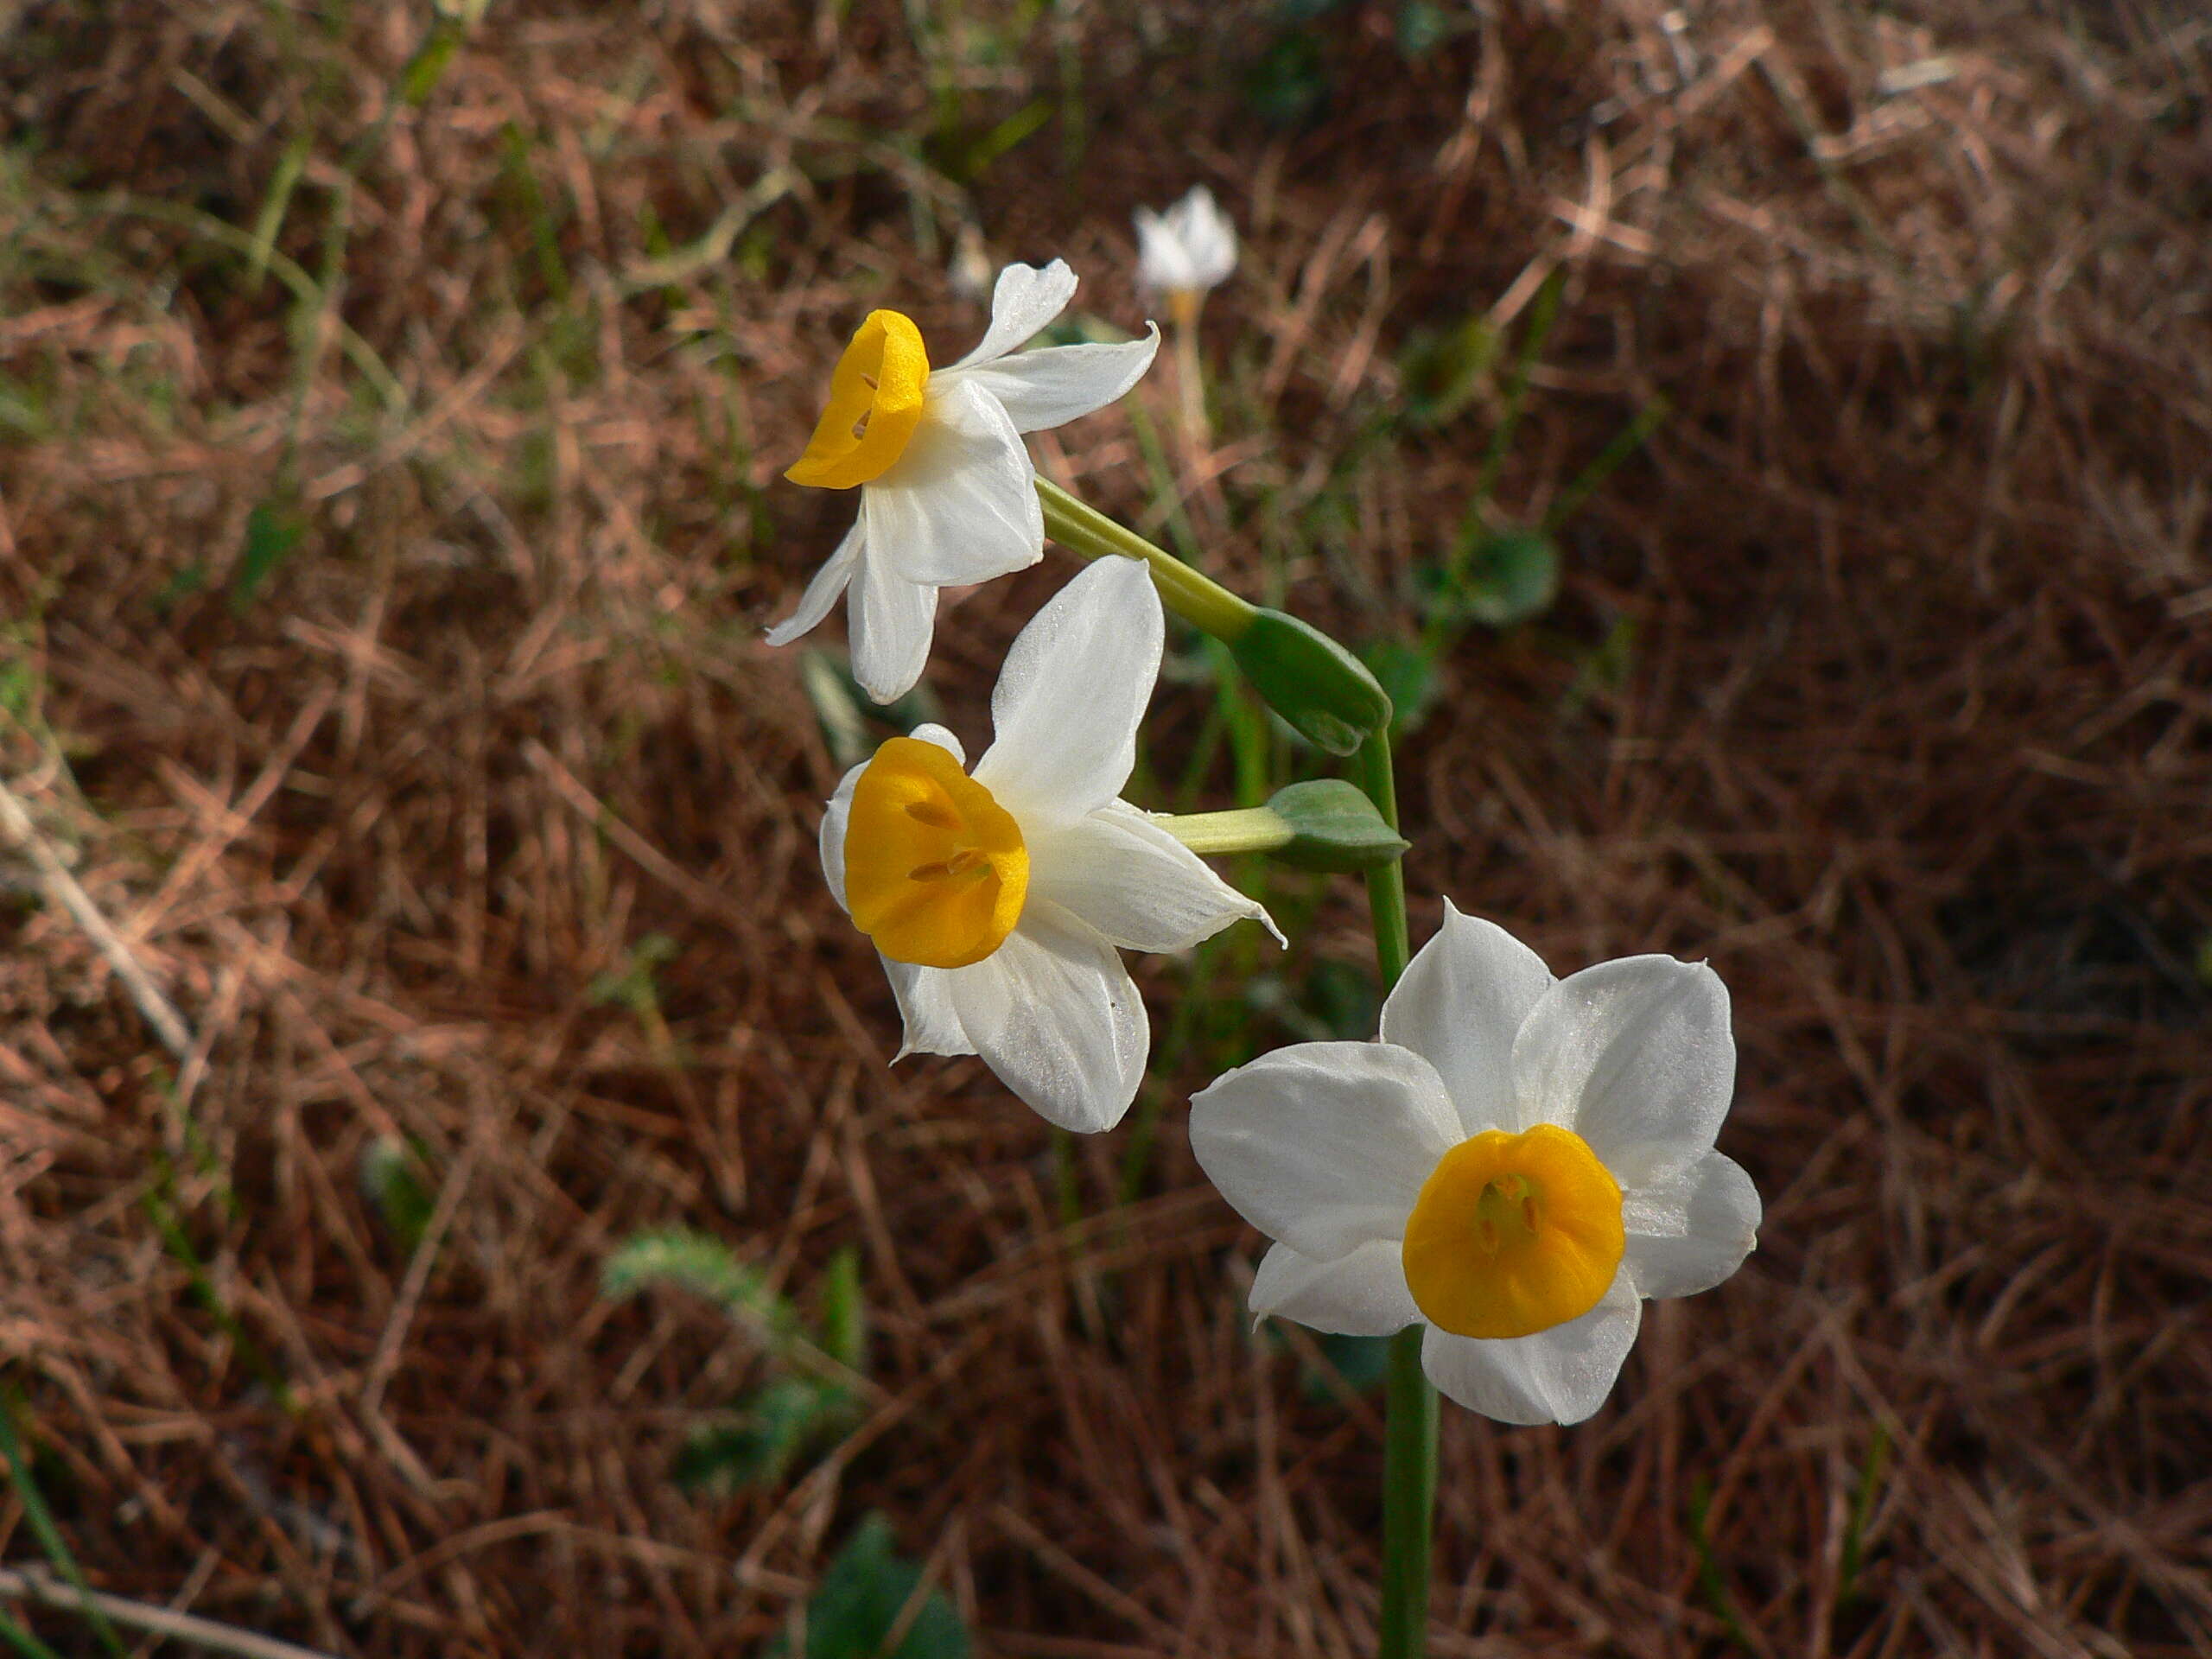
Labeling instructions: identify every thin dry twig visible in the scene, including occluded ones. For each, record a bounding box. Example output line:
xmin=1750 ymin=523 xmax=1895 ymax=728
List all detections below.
xmin=0 ymin=1564 xmax=339 ymax=1659
xmin=0 ymin=774 xmax=194 ymax=1063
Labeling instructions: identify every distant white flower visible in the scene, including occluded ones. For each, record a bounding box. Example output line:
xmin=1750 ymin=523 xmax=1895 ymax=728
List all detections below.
xmin=1191 ymin=904 xmax=1759 ymax=1426
xmin=1135 ymin=185 xmax=1238 ymax=319
xmin=820 ymin=557 xmax=1278 ymax=1132
xmin=772 ymin=261 xmax=1160 ymax=703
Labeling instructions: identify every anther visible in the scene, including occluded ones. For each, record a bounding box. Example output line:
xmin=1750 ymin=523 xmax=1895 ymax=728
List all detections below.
xmin=1522 ymin=1196 xmax=1540 ymax=1235
xmin=905 ymin=798 xmax=961 ymax=830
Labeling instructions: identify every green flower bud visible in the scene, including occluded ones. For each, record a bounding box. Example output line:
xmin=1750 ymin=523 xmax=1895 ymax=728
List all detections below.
xmin=1231 ymin=612 xmax=1394 ymax=756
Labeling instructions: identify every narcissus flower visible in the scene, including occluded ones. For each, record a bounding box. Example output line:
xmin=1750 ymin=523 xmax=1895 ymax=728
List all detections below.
xmin=1191 ymin=904 xmax=1759 ymax=1425
xmin=820 ymin=557 xmax=1278 ymax=1132
xmin=1134 ymin=185 xmax=1237 ymax=323
xmin=771 ymin=260 xmax=1159 ymax=703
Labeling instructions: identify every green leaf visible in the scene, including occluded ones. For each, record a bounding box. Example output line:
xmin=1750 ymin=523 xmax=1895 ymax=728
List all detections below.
xmin=799 ymin=651 xmax=875 ymax=771
xmin=928 ymin=99 xmax=1053 ymax=185
xmin=585 ymin=933 xmax=677 ymax=1019
xmin=1244 ymin=30 xmax=1331 ymax=128
xmin=1306 ymin=957 xmax=1380 ymax=1042
xmin=779 ymin=1515 xmax=970 ymax=1659
xmin=1358 ymin=637 xmax=1440 ymax=736
xmin=0 ymin=1396 xmax=129 ymax=1659
xmin=1398 ymin=314 xmax=1497 ymax=429
xmin=1837 ymin=1421 xmax=1891 ymax=1605
xmin=1395 ymin=2 xmax=1456 ymax=58
xmin=671 ymin=1377 xmax=848 ymax=1494
xmin=815 ymin=1245 xmax=868 ymax=1373
xmin=398 ymin=22 xmax=464 ymax=105
xmin=231 ymin=501 xmax=305 ymax=611
xmin=1428 ymin=528 xmax=1560 ymax=629
xmin=1230 ymin=609 xmax=1392 ymax=755
xmin=602 ymin=1229 xmax=797 ymax=1337
xmin=359 ymin=1136 xmax=435 ymax=1255
xmin=798 ymin=650 xmax=944 ymax=769
xmin=1301 ymin=1332 xmax=1391 ymax=1397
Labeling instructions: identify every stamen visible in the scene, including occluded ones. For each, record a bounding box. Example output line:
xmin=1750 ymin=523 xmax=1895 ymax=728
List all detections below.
xmin=1522 ymin=1196 xmax=1540 ymax=1235
xmin=906 ymin=799 xmax=961 ymax=830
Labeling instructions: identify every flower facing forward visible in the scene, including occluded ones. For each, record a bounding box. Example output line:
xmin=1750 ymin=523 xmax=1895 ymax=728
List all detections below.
xmin=820 ymin=557 xmax=1277 ymax=1132
xmin=1134 ymin=185 xmax=1237 ymax=324
xmin=1191 ymin=904 xmax=1759 ymax=1425
xmin=771 ymin=260 xmax=1160 ymax=703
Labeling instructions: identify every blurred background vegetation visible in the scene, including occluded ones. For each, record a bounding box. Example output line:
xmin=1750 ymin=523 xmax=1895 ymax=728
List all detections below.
xmin=0 ymin=0 xmax=2207 ymax=1654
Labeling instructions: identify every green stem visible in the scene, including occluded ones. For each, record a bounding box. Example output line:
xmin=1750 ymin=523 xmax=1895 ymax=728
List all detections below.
xmin=1356 ymin=732 xmax=1433 ymax=1659
xmin=1035 ymin=477 xmax=1255 ymax=642
xmin=1154 ymin=805 xmax=1293 ymax=859
xmin=1379 ymin=1324 xmax=1438 ymax=1659
xmin=1356 ymin=736 xmax=1410 ymax=990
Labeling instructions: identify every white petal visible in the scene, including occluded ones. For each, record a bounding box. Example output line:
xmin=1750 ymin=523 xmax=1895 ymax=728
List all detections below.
xmin=1188 ymin=1042 xmax=1461 ymax=1262
xmin=818 ymin=760 xmax=868 ymax=912
xmin=1134 ymin=208 xmax=1199 ymax=291
xmin=971 ymin=556 xmax=1160 ymax=830
xmin=946 ymin=901 xmax=1145 ymax=1132
xmin=906 ymin=722 xmax=966 ymax=766
xmin=1621 ymin=1149 xmax=1760 ymax=1300
xmin=945 ymin=327 xmax=1160 ymax=434
xmin=765 ymin=518 xmax=861 ymax=647
xmin=843 ymin=524 xmax=939 ymax=704
xmin=1419 ymin=1273 xmax=1643 ymax=1426
xmin=868 ymin=376 xmax=1043 ymax=588
xmin=1174 ymin=188 xmax=1238 ymax=288
xmin=1511 ymin=957 xmax=1736 ymax=1171
xmin=949 ymin=259 xmax=1078 ymax=370
xmin=1135 ymin=188 xmax=1237 ymax=293
xmin=1379 ymin=900 xmax=1555 ymax=1136
xmin=882 ymin=957 xmax=973 ymax=1061
xmin=1028 ymin=802 xmax=1278 ymax=953
xmin=1249 ymin=1240 xmax=1419 ymax=1337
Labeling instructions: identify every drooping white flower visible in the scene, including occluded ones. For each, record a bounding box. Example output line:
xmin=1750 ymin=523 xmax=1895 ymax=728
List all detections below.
xmin=1134 ymin=185 xmax=1237 ymax=320
xmin=771 ymin=261 xmax=1160 ymax=703
xmin=1191 ymin=903 xmax=1759 ymax=1426
xmin=819 ymin=556 xmax=1279 ymax=1133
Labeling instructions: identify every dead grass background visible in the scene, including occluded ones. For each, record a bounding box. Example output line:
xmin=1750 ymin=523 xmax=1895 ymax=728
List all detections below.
xmin=1 ymin=0 xmax=2209 ymax=1653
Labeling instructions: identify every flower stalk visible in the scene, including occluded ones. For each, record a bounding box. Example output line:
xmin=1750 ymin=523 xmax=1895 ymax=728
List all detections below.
xmin=1035 ymin=476 xmax=1255 ymax=642
xmin=1154 ymin=805 xmax=1288 ymax=858
xmin=1154 ymin=780 xmax=1408 ymax=873
xmin=1038 ymin=479 xmax=1392 ymax=757
xmin=1357 ymin=730 xmax=1435 ymax=1659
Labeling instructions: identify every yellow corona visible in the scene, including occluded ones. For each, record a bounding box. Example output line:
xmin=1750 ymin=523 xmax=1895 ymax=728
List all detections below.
xmin=842 ymin=736 xmax=1029 ymax=969
xmin=785 ymin=310 xmax=931 ymax=489
xmin=1400 ymin=1124 xmax=1625 ymax=1340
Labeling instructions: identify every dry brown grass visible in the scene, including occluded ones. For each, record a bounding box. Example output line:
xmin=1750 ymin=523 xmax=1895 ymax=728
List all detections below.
xmin=1 ymin=0 xmax=2209 ymax=1653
